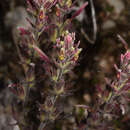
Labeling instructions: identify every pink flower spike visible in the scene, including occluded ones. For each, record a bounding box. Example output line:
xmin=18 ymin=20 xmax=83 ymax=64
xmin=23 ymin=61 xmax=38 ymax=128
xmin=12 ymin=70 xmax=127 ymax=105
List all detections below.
xmin=32 ymin=45 xmax=50 ymax=63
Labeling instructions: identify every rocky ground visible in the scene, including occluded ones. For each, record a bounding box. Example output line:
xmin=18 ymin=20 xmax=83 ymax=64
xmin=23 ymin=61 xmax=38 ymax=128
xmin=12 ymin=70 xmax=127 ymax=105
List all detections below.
xmin=0 ymin=0 xmax=130 ymax=130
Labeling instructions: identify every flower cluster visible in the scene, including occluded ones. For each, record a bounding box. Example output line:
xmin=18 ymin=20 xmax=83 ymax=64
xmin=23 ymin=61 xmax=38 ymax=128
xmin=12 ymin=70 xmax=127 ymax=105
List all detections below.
xmin=8 ymin=0 xmax=87 ymax=129
xmin=54 ymin=31 xmax=82 ymax=94
xmin=37 ymin=31 xmax=82 ymax=128
xmin=7 ymin=0 xmax=130 ymax=129
xmin=56 ymin=31 xmax=82 ymax=63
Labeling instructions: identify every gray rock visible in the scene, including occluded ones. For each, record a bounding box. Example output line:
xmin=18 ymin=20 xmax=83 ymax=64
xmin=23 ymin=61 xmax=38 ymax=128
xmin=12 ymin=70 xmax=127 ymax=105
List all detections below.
xmin=102 ymin=20 xmax=116 ymax=29
xmin=0 ymin=114 xmax=19 ymax=130
xmin=107 ymin=0 xmax=125 ymax=15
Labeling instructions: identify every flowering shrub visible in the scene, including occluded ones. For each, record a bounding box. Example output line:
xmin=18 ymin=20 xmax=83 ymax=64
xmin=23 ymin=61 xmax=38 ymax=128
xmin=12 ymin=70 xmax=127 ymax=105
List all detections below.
xmin=8 ymin=0 xmax=130 ymax=130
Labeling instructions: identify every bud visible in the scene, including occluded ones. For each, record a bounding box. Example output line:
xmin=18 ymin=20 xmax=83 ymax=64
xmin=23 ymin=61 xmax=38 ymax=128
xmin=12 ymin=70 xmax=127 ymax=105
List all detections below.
xmin=65 ymin=34 xmax=72 ymax=44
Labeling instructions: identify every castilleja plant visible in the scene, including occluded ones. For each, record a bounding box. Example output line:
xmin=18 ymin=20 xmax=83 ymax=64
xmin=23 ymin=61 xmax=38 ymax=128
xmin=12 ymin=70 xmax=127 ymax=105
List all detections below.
xmin=8 ymin=0 xmax=129 ymax=130
xmin=75 ymin=43 xmax=130 ymax=130
xmin=8 ymin=0 xmax=88 ymax=129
